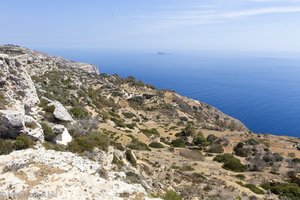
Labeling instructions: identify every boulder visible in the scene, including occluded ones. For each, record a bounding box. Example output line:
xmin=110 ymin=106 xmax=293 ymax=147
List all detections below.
xmin=23 ymin=115 xmax=44 ymax=141
xmin=49 ymin=101 xmax=73 ymax=122
xmin=0 ymin=110 xmax=24 ymax=138
xmin=52 ymin=124 xmax=72 ymax=145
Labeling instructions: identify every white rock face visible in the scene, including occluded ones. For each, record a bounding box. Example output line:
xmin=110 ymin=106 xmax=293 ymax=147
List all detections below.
xmin=0 ymin=147 xmax=151 ymax=200
xmin=52 ymin=124 xmax=72 ymax=145
xmin=0 ymin=110 xmax=25 ymax=137
xmin=49 ymin=101 xmax=73 ymax=122
xmin=24 ymin=115 xmax=44 ymax=141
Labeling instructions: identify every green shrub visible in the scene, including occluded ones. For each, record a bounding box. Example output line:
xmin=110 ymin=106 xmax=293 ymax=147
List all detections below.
xmin=122 ymin=112 xmax=136 ymax=119
xmin=180 ymin=165 xmax=195 ymax=171
xmin=70 ymin=106 xmax=90 ymax=119
xmin=235 ymin=174 xmax=246 ymax=180
xmin=148 ymin=142 xmax=164 ymax=148
xmin=243 ymin=184 xmax=264 ymax=194
xmin=127 ymin=138 xmax=150 ymax=151
xmin=261 ymin=182 xmax=300 ymax=199
xmin=67 ymin=132 xmax=109 ymax=153
xmin=193 ymin=134 xmax=207 ymax=147
xmin=112 ymin=155 xmax=124 ymax=168
xmin=223 ymin=157 xmax=246 ymax=172
xmin=234 ymin=142 xmax=249 ymax=157
xmin=245 ymin=138 xmax=259 ymax=145
xmin=125 ymin=171 xmax=140 ymax=184
xmin=141 ymin=128 xmax=160 ymax=137
xmin=171 ymin=138 xmax=186 ymax=148
xmin=126 ymin=123 xmax=136 ymax=129
xmin=176 ymin=123 xmax=196 ymax=138
xmin=207 ymin=143 xmax=224 ymax=153
xmin=163 ymin=190 xmax=182 ymax=200
xmin=207 ymin=134 xmax=218 ymax=144
xmin=43 ymin=105 xmax=55 ymax=113
xmin=292 ymin=158 xmax=300 ymax=163
xmin=214 ymin=153 xmax=246 ymax=172
xmin=0 ymin=139 xmax=14 ymax=155
xmin=213 ymin=153 xmax=235 ymax=163
xmin=41 ymin=122 xmax=57 ymax=142
xmin=125 ymin=149 xmax=137 ymax=167
xmin=14 ymin=134 xmax=34 ymax=150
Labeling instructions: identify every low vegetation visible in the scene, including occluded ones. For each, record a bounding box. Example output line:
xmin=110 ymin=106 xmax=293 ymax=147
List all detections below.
xmin=125 ymin=149 xmax=137 ymax=167
xmin=67 ymin=131 xmax=109 ymax=153
xmin=0 ymin=134 xmax=35 ymax=155
xmin=141 ymin=128 xmax=160 ymax=137
xmin=261 ymin=182 xmax=300 ymax=199
xmin=127 ymin=138 xmax=150 ymax=151
xmin=214 ymin=153 xmax=246 ymax=172
xmin=148 ymin=142 xmax=164 ymax=148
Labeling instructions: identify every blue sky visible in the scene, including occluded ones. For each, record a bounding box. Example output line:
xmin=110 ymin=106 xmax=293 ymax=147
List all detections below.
xmin=1 ymin=0 xmax=300 ymax=52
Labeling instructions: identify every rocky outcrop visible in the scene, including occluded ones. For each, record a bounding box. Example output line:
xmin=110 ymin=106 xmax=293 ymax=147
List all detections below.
xmin=52 ymin=124 xmax=72 ymax=145
xmin=0 ymin=110 xmax=24 ymax=138
xmin=49 ymin=101 xmax=73 ymax=122
xmin=0 ymin=147 xmax=151 ymax=200
xmin=24 ymin=115 xmax=44 ymax=141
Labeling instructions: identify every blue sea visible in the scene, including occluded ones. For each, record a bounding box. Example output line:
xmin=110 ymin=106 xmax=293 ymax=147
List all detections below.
xmin=41 ymin=49 xmax=300 ymax=137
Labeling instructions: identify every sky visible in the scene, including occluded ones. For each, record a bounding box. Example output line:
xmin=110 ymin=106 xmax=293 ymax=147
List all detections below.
xmin=1 ymin=0 xmax=300 ymax=52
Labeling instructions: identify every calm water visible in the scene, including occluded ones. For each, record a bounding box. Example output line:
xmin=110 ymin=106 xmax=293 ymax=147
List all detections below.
xmin=42 ymin=49 xmax=300 ymax=137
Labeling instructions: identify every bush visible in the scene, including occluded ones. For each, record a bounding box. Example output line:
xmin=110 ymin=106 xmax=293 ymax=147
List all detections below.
xmin=67 ymin=132 xmax=109 ymax=153
xmin=43 ymin=105 xmax=55 ymax=113
xmin=127 ymin=138 xmax=150 ymax=151
xmin=171 ymin=138 xmax=186 ymax=148
xmin=163 ymin=190 xmax=182 ymax=200
xmin=214 ymin=153 xmax=246 ymax=172
xmin=122 ymin=112 xmax=136 ymax=119
xmin=193 ymin=134 xmax=207 ymax=147
xmin=223 ymin=157 xmax=246 ymax=172
xmin=0 ymin=139 xmax=14 ymax=155
xmin=148 ymin=142 xmax=164 ymax=148
xmin=141 ymin=128 xmax=160 ymax=137
xmin=70 ymin=106 xmax=90 ymax=119
xmin=235 ymin=174 xmax=246 ymax=180
xmin=207 ymin=134 xmax=218 ymax=144
xmin=243 ymin=184 xmax=264 ymax=194
xmin=41 ymin=122 xmax=57 ymax=142
xmin=125 ymin=171 xmax=140 ymax=183
xmin=180 ymin=165 xmax=195 ymax=171
xmin=234 ymin=142 xmax=249 ymax=157
xmin=14 ymin=134 xmax=34 ymax=150
xmin=245 ymin=138 xmax=259 ymax=145
xmin=125 ymin=149 xmax=137 ymax=167
xmin=207 ymin=143 xmax=224 ymax=153
xmin=213 ymin=153 xmax=235 ymax=163
xmin=263 ymin=152 xmax=284 ymax=163
xmin=176 ymin=123 xmax=197 ymax=138
xmin=292 ymin=158 xmax=300 ymax=163
xmin=261 ymin=182 xmax=300 ymax=199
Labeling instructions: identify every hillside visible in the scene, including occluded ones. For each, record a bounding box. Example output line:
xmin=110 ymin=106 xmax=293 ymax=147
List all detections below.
xmin=0 ymin=45 xmax=299 ymax=200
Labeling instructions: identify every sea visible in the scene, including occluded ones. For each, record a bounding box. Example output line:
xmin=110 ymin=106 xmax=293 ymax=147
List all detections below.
xmin=40 ymin=49 xmax=300 ymax=138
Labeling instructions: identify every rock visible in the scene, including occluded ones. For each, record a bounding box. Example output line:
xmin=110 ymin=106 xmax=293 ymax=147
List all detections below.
xmin=24 ymin=115 xmax=44 ymax=141
xmin=0 ymin=110 xmax=24 ymax=138
xmin=52 ymin=124 xmax=72 ymax=145
xmin=0 ymin=147 xmax=151 ymax=200
xmin=49 ymin=101 xmax=73 ymax=122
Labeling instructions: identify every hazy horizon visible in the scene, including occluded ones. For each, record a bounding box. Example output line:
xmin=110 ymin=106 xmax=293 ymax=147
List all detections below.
xmin=1 ymin=0 xmax=300 ymax=53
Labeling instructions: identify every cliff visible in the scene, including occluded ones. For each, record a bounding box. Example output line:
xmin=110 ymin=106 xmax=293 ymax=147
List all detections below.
xmin=0 ymin=45 xmax=299 ymax=200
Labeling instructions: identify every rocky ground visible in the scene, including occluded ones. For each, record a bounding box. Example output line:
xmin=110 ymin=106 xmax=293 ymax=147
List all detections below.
xmin=0 ymin=45 xmax=299 ymax=200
